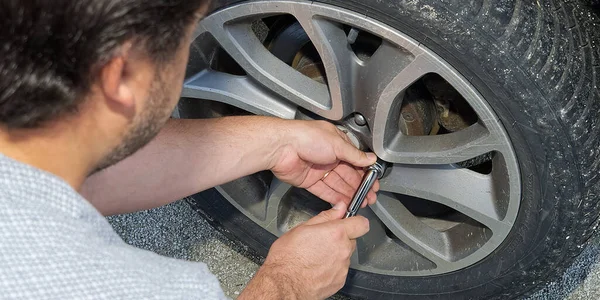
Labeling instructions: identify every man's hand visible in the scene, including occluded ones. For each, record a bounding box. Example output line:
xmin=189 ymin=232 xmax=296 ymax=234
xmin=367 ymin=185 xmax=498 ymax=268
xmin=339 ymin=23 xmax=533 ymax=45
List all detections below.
xmin=239 ymin=202 xmax=369 ymax=300
xmin=270 ymin=120 xmax=380 ymax=207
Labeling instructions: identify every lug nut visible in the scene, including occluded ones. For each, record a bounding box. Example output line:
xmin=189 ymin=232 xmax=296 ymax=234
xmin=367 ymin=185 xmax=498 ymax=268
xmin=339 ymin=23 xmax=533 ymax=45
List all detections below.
xmin=354 ymin=113 xmax=367 ymax=126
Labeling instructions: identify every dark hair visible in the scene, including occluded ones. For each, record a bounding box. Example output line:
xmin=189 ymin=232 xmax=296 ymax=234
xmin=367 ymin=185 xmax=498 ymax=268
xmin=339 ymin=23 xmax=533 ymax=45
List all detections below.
xmin=0 ymin=0 xmax=207 ymax=128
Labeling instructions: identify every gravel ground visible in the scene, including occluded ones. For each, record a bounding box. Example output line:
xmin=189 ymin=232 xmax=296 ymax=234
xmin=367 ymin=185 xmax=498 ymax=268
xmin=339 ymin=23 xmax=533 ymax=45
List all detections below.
xmin=108 ymin=200 xmax=600 ymax=300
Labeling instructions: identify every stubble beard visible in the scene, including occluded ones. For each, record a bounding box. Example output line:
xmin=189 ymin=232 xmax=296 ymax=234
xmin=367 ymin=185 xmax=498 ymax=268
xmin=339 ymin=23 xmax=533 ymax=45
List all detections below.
xmin=92 ymin=76 xmax=175 ymax=174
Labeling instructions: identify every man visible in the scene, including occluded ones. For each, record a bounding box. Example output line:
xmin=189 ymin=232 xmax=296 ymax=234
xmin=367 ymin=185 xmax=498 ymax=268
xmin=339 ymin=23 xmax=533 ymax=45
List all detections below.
xmin=0 ymin=0 xmax=378 ymax=299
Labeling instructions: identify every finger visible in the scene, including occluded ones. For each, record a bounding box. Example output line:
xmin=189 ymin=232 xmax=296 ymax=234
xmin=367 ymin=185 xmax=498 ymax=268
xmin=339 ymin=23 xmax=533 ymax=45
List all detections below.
xmin=365 ymin=190 xmax=377 ymax=206
xmin=366 ymin=180 xmax=380 ymax=206
xmin=372 ymin=179 xmax=380 ymax=192
xmin=306 ymin=180 xmax=349 ymax=205
xmin=321 ymin=167 xmax=377 ymax=208
xmin=304 ymin=201 xmax=348 ymax=225
xmin=334 ymin=162 xmax=365 ymax=189
xmin=322 ymin=170 xmax=357 ymax=200
xmin=340 ymin=215 xmax=370 ymax=239
xmin=334 ymin=163 xmax=378 ymax=207
xmin=298 ymin=162 xmax=338 ymax=189
xmin=334 ymin=139 xmax=377 ymax=167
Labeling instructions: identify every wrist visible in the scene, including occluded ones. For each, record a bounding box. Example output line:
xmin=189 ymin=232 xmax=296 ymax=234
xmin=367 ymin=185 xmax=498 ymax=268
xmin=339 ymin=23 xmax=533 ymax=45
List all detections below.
xmin=240 ymin=263 xmax=298 ymax=300
xmin=264 ymin=118 xmax=297 ymax=171
xmin=220 ymin=115 xmax=290 ymax=172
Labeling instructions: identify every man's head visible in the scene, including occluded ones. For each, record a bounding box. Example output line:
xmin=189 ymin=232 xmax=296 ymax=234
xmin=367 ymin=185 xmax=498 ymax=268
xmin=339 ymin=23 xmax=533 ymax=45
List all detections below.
xmin=0 ymin=0 xmax=208 ymax=173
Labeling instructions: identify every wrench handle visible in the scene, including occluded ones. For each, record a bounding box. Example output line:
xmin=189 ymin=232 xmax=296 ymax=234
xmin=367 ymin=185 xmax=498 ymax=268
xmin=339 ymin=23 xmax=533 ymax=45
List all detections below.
xmin=343 ymin=160 xmax=388 ymax=218
xmin=344 ymin=169 xmax=379 ymax=219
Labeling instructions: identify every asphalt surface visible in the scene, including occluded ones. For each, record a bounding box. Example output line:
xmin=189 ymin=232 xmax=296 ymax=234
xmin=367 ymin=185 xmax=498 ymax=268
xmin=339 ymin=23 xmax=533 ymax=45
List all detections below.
xmin=108 ymin=200 xmax=600 ymax=300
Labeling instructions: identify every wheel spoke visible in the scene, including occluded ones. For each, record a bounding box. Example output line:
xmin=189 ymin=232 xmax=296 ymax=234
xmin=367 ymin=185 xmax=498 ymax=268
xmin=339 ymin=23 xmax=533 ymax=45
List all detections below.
xmin=367 ymin=52 xmax=436 ymax=117
xmin=356 ymin=41 xmax=428 ymax=126
xmin=370 ymin=194 xmax=453 ymax=269
xmin=354 ymin=207 xmax=390 ymax=264
xmin=366 ymin=47 xmax=512 ymax=165
xmin=263 ymin=178 xmax=292 ymax=235
xmin=294 ymin=14 xmax=359 ymax=119
xmin=197 ymin=14 xmax=333 ymax=117
xmin=365 ymin=53 xmax=438 ymax=156
xmin=182 ymin=70 xmax=296 ymax=119
xmin=378 ymin=164 xmax=512 ymax=234
xmin=379 ymin=122 xmax=504 ymax=165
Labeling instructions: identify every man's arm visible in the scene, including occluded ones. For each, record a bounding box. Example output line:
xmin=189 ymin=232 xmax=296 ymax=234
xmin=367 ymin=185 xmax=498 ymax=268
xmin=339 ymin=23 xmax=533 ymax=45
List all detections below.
xmin=82 ymin=116 xmax=377 ymax=216
xmin=82 ymin=117 xmax=284 ymax=215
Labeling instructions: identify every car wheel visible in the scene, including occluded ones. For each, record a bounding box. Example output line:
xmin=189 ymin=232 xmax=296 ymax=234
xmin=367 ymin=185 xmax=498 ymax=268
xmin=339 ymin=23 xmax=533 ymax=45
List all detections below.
xmin=178 ymin=0 xmax=600 ymax=299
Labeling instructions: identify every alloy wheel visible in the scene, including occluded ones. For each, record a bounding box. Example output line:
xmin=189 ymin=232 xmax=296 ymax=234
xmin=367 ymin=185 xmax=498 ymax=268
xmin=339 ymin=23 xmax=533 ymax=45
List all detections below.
xmin=181 ymin=1 xmax=521 ymax=276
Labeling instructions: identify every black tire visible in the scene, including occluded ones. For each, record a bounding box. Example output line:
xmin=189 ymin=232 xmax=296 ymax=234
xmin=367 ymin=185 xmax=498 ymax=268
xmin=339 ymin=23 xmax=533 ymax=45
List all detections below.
xmin=186 ymin=0 xmax=600 ymax=299
xmin=582 ymin=0 xmax=600 ymax=7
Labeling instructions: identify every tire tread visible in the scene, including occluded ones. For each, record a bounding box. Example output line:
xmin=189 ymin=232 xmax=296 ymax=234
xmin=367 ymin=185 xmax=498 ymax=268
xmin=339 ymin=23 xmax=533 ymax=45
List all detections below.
xmin=509 ymin=1 xmax=600 ymax=297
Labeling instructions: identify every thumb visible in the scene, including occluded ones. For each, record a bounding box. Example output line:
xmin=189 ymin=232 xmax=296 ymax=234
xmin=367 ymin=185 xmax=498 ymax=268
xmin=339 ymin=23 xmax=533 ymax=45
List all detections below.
xmin=335 ymin=140 xmax=377 ymax=167
xmin=304 ymin=201 xmax=347 ymax=225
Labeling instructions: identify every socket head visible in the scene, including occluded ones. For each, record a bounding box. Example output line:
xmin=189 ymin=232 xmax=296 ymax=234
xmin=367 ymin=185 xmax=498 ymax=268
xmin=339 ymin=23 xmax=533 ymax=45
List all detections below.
xmin=368 ymin=160 xmax=389 ymax=179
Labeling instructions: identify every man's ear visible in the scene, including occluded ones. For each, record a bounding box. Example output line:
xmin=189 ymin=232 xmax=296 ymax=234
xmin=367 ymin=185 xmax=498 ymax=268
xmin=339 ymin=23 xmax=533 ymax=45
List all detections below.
xmin=99 ymin=54 xmax=135 ymax=114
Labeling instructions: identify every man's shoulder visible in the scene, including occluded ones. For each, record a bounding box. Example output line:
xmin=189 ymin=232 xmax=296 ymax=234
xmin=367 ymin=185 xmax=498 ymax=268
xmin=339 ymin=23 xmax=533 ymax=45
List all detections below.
xmin=0 ymin=154 xmax=121 ymax=248
xmin=0 ymin=154 xmax=95 ymax=217
xmin=0 ymin=155 xmax=227 ymax=299
xmin=0 ymin=203 xmax=225 ymax=299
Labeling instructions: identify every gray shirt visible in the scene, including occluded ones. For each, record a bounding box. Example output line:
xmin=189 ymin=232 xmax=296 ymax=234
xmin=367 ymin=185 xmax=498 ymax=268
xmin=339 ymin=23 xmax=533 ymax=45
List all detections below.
xmin=0 ymin=154 xmax=227 ymax=299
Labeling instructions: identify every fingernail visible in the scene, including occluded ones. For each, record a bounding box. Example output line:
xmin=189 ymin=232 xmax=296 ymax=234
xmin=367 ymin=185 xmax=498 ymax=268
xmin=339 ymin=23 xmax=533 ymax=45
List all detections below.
xmin=367 ymin=153 xmax=377 ymax=161
xmin=332 ymin=201 xmax=345 ymax=210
